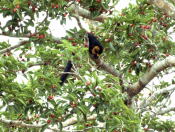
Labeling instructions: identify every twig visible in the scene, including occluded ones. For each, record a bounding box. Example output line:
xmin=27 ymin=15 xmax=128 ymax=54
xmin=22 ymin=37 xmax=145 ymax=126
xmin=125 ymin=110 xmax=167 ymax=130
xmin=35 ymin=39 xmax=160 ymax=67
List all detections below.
xmin=71 ymin=14 xmax=86 ymax=31
xmin=39 ymin=11 xmax=48 ymax=26
xmin=35 ymin=11 xmax=48 ymax=34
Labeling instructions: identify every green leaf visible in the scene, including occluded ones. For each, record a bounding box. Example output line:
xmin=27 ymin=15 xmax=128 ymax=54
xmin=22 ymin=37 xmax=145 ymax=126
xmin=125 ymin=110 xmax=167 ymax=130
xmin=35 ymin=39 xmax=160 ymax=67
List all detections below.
xmin=6 ymin=94 xmax=14 ymax=99
xmin=74 ymin=80 xmax=84 ymax=86
xmin=112 ymin=115 xmax=121 ymax=124
xmin=101 ymin=3 xmax=109 ymax=11
xmin=5 ymin=20 xmax=18 ymax=27
xmin=59 ymin=122 xmax=63 ymax=131
xmin=78 ymin=105 xmax=89 ymax=115
xmin=81 ymin=98 xmax=92 ymax=103
xmin=16 ymin=98 xmax=26 ymax=106
xmin=41 ymin=124 xmax=49 ymax=132
xmin=22 ymin=87 xmax=32 ymax=91
xmin=35 ymin=99 xmax=43 ymax=106
xmin=67 ymin=93 xmax=76 ymax=102
xmin=17 ymin=94 xmax=31 ymax=98
xmin=108 ymin=42 xmax=116 ymax=51
xmin=76 ymin=88 xmax=86 ymax=93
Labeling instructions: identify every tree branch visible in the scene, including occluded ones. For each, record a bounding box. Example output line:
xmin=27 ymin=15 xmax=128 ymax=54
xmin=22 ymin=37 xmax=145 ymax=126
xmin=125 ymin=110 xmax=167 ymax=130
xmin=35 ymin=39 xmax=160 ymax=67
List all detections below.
xmin=128 ymin=56 xmax=175 ymax=97
xmin=39 ymin=11 xmax=49 ymax=26
xmin=70 ymin=4 xmax=108 ymax=23
xmin=0 ymin=40 xmax=29 ymax=54
xmin=139 ymin=84 xmax=175 ymax=108
xmin=150 ymin=107 xmax=175 ymax=118
xmin=85 ymin=19 xmax=102 ymax=31
xmin=35 ymin=11 xmax=49 ymax=34
xmin=148 ymin=0 xmax=175 ymax=20
xmin=0 ymin=114 xmax=99 ymax=131
xmin=60 ymin=114 xmax=96 ymax=128
xmin=89 ymin=54 xmax=124 ymax=80
xmin=71 ymin=14 xmax=85 ymax=31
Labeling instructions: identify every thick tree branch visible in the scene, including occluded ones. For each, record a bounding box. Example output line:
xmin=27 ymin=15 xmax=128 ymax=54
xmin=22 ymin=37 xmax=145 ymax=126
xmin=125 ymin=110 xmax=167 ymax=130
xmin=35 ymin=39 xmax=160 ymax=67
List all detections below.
xmin=89 ymin=54 xmax=123 ymax=80
xmin=88 ymin=54 xmax=137 ymax=107
xmin=0 ymin=114 xmax=99 ymax=131
xmin=148 ymin=0 xmax=175 ymax=20
xmin=128 ymin=56 xmax=175 ymax=97
xmin=60 ymin=114 xmax=96 ymax=128
xmin=71 ymin=10 xmax=134 ymax=107
xmin=85 ymin=19 xmax=102 ymax=31
xmin=70 ymin=4 xmax=108 ymax=23
xmin=0 ymin=118 xmax=56 ymax=130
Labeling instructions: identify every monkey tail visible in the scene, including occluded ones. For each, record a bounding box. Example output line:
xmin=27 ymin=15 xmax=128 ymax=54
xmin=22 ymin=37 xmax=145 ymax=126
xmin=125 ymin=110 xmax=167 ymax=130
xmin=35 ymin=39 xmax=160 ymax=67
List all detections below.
xmin=59 ymin=60 xmax=72 ymax=86
xmin=52 ymin=60 xmax=72 ymax=93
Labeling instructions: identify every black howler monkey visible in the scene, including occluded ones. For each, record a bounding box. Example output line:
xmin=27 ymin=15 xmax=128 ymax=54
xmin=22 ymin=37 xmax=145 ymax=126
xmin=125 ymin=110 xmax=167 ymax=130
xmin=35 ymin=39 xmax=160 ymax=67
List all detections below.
xmin=52 ymin=33 xmax=103 ymax=93
xmin=88 ymin=33 xmax=103 ymax=59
